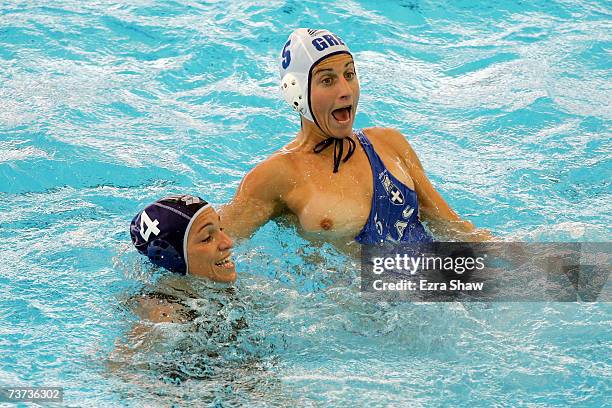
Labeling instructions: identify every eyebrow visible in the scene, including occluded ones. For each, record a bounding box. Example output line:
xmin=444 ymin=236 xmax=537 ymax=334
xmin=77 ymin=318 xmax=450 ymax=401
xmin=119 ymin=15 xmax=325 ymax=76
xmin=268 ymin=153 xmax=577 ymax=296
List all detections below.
xmin=313 ymin=61 xmax=355 ymax=77
xmin=196 ymin=215 xmax=221 ymax=235
xmin=197 ymin=222 xmax=214 ymax=234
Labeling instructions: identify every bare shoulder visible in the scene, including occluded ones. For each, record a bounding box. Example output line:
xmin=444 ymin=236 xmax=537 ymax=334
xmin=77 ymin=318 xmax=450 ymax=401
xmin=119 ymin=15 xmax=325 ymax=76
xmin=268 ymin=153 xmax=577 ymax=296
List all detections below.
xmin=363 ymin=126 xmax=410 ymax=147
xmin=362 ymin=126 xmax=424 ymax=169
xmin=220 ymin=147 xmax=297 ymax=237
xmin=239 ymin=148 xmax=297 ymax=198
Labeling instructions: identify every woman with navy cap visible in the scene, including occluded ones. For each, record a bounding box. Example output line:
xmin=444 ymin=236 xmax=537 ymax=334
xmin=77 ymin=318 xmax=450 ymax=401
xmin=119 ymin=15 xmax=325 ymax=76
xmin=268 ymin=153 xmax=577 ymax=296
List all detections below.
xmin=130 ymin=194 xmax=236 ymax=283
xmin=113 ymin=197 xmax=243 ymax=376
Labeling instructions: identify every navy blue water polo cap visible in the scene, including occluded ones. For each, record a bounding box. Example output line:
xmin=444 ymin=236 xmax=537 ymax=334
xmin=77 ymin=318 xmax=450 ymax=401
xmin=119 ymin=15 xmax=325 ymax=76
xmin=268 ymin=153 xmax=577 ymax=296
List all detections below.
xmin=130 ymin=195 xmax=210 ymax=274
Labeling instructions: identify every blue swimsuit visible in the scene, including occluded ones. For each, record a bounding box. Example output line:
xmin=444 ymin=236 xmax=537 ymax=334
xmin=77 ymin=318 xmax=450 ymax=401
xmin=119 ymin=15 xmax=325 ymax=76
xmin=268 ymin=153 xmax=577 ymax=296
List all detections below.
xmin=354 ymin=130 xmax=433 ymax=244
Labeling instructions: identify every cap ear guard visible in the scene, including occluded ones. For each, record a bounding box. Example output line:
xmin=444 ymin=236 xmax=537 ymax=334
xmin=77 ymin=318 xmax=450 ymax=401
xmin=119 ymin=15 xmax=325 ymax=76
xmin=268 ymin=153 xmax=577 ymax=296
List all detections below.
xmin=146 ymin=238 xmax=186 ymax=275
xmin=281 ymin=73 xmax=306 ymax=116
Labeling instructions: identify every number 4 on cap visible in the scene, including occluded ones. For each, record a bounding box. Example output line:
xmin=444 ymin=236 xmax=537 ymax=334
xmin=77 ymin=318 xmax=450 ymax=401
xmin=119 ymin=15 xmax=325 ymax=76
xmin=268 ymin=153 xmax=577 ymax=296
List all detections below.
xmin=139 ymin=210 xmax=160 ymax=241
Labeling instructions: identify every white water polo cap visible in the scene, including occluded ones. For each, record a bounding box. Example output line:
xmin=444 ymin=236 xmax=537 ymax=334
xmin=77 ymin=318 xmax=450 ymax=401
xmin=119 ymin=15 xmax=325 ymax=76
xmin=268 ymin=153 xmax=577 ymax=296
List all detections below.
xmin=279 ymin=28 xmax=353 ymax=123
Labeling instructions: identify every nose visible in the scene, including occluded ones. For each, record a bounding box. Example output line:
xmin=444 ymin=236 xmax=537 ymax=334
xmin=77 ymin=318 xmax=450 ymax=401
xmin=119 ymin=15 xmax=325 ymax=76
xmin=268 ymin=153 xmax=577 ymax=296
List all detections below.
xmin=337 ymin=75 xmax=353 ymax=101
xmin=218 ymin=229 xmax=233 ymax=251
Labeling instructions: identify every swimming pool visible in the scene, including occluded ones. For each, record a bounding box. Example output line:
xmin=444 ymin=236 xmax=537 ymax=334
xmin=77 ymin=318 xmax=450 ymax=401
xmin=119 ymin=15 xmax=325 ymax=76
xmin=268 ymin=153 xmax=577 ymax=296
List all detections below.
xmin=1 ymin=0 xmax=610 ymax=405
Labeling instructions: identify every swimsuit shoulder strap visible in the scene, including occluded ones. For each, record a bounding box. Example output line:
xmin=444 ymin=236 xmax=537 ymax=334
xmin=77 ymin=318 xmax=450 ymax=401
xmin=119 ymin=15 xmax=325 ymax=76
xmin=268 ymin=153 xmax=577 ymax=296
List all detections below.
xmin=354 ymin=128 xmax=370 ymax=147
xmin=355 ymin=129 xmax=384 ymax=167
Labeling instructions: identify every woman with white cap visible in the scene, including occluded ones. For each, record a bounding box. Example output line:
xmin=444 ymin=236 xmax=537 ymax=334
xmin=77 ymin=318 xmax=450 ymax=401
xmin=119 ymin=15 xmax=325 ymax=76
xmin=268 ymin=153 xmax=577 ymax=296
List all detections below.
xmin=220 ymin=28 xmax=491 ymax=245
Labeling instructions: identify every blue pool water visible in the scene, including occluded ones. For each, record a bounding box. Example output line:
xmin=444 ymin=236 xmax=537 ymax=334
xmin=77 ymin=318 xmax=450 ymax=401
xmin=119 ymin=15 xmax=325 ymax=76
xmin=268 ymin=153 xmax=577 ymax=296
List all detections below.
xmin=1 ymin=0 xmax=610 ymax=406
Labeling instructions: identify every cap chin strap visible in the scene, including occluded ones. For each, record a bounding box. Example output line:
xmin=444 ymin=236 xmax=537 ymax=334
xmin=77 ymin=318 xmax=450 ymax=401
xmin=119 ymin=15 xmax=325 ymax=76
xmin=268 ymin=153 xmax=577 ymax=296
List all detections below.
xmin=306 ymin=109 xmax=356 ymax=173
xmin=282 ymin=56 xmax=356 ymax=173
xmin=313 ymin=135 xmax=356 ymax=173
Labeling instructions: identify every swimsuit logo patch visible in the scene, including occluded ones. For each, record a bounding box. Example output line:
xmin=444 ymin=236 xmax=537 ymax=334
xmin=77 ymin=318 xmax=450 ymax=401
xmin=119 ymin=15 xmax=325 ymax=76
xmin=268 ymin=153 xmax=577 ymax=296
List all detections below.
xmin=402 ymin=205 xmax=414 ymax=219
xmin=395 ymin=220 xmax=408 ymax=240
xmin=374 ymin=213 xmax=383 ymax=236
xmin=380 ymin=173 xmax=392 ymax=192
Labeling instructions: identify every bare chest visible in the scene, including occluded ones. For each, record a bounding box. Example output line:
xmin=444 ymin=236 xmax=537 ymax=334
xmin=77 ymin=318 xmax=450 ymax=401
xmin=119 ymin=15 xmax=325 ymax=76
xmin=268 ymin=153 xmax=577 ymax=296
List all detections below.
xmin=282 ymin=142 xmax=415 ymax=239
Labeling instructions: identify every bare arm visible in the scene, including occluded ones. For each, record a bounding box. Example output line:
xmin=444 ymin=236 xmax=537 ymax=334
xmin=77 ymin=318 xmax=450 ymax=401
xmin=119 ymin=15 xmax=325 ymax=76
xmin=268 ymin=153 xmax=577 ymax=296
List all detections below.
xmin=218 ymin=157 xmax=287 ymax=239
xmin=108 ymin=296 xmax=192 ymax=369
xmin=387 ymin=129 xmax=493 ymax=241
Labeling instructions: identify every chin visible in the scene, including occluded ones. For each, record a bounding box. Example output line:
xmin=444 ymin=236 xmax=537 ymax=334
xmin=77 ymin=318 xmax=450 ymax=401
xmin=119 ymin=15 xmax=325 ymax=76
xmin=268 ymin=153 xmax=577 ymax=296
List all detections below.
xmin=191 ymin=267 xmax=237 ymax=283
xmin=212 ymin=268 xmax=237 ymax=283
xmin=221 ymin=272 xmax=237 ymax=283
xmin=324 ymin=123 xmax=352 ymax=138
xmin=332 ymin=126 xmax=354 ymax=139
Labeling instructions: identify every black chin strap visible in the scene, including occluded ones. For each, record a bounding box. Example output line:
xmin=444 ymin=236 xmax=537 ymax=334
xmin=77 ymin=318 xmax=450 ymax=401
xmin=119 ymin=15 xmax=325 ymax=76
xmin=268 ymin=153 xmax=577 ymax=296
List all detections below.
xmin=313 ymin=136 xmax=356 ymax=173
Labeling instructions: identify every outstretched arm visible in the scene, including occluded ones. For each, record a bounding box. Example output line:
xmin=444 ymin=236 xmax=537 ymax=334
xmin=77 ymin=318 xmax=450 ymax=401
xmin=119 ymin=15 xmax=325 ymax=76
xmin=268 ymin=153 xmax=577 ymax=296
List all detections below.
xmin=218 ymin=158 xmax=287 ymax=239
xmin=388 ymin=129 xmax=493 ymax=241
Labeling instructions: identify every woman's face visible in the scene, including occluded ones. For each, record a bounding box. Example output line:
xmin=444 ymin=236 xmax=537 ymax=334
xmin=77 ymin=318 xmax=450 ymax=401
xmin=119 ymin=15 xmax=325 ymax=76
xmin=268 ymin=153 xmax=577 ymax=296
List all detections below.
xmin=310 ymin=53 xmax=359 ymax=139
xmin=186 ymin=207 xmax=236 ymax=282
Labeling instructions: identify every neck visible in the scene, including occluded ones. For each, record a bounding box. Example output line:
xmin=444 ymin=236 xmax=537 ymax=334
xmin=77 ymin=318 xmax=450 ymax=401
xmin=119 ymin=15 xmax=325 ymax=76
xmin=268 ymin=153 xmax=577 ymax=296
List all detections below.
xmin=295 ymin=117 xmax=350 ymax=151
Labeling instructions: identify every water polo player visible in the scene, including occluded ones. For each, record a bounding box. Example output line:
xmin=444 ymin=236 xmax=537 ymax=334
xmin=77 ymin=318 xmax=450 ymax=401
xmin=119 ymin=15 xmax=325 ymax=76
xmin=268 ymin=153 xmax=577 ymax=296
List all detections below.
xmin=220 ymin=28 xmax=491 ymax=244
xmin=130 ymin=194 xmax=236 ymax=282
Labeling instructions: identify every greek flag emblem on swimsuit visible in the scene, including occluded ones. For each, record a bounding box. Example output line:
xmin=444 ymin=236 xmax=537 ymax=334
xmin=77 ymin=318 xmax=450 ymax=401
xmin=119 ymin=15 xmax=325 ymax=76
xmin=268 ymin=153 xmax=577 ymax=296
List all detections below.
xmin=379 ymin=173 xmax=404 ymax=205
xmin=389 ymin=186 xmax=404 ymax=205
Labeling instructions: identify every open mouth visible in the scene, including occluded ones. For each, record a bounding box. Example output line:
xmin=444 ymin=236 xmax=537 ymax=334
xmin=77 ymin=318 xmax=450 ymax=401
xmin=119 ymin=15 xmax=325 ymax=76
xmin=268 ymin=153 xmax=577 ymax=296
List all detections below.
xmin=331 ymin=105 xmax=352 ymax=123
xmin=214 ymin=255 xmax=234 ymax=269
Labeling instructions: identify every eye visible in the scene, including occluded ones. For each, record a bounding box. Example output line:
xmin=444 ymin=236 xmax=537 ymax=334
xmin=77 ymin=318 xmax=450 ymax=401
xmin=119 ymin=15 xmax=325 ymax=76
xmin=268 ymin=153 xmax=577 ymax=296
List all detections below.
xmin=321 ymin=77 xmax=333 ymax=85
xmin=201 ymin=236 xmax=212 ymax=243
xmin=345 ymin=71 xmax=355 ymax=80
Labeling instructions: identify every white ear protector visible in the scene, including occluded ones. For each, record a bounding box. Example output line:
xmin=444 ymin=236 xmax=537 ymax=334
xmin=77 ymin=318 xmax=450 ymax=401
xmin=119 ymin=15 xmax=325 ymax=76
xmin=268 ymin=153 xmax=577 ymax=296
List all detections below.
xmin=281 ymin=73 xmax=306 ymax=116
